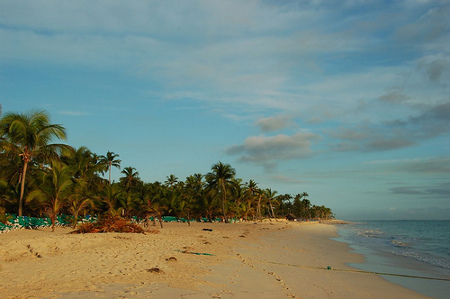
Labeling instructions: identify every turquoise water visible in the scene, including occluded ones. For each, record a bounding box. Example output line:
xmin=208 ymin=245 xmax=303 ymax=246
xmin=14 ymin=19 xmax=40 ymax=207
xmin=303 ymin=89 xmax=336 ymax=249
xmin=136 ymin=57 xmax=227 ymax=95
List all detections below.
xmin=335 ymin=221 xmax=450 ymax=298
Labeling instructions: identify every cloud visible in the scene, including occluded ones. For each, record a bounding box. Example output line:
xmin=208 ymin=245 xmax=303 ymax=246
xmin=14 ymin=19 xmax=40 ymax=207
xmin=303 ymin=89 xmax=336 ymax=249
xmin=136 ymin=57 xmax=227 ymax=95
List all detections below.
xmin=226 ymin=132 xmax=320 ymax=167
xmin=329 ymin=101 xmax=450 ymax=152
xmin=255 ymin=115 xmax=295 ymax=132
xmin=389 ymin=101 xmax=450 ymax=138
xmin=329 ymin=124 xmax=417 ymax=152
xmin=268 ymin=174 xmax=310 ymax=185
xmin=390 ymin=181 xmax=450 ymax=198
xmin=2 ymin=0 xmax=449 ymax=155
xmin=390 ymin=186 xmax=424 ymax=195
xmin=395 ymin=3 xmax=450 ymax=45
xmin=1 ymin=0 xmax=448 ymax=126
xmin=378 ymin=88 xmax=410 ymax=103
xmin=374 ymin=156 xmax=450 ymax=174
xmin=417 ymin=55 xmax=450 ymax=84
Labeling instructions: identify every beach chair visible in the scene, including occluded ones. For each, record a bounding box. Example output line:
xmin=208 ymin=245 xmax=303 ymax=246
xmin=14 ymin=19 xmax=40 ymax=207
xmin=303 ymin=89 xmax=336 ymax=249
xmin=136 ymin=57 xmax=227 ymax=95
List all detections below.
xmin=30 ymin=217 xmax=41 ymax=229
xmin=0 ymin=222 xmax=13 ymax=233
xmin=15 ymin=216 xmax=32 ymax=229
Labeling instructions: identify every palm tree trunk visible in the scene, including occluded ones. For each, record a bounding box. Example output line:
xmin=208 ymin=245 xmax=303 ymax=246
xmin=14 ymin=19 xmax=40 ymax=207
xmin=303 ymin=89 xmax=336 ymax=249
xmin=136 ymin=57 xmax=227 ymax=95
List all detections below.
xmin=108 ymin=163 xmax=112 ymax=184
xmin=257 ymin=195 xmax=262 ymax=221
xmin=72 ymin=211 xmax=78 ymax=228
xmin=51 ymin=212 xmax=56 ymax=232
xmin=269 ymin=200 xmax=278 ymax=221
xmin=18 ymin=160 xmax=29 ymax=216
xmin=221 ymin=183 xmax=228 ymax=223
xmin=158 ymin=212 xmax=163 ymax=228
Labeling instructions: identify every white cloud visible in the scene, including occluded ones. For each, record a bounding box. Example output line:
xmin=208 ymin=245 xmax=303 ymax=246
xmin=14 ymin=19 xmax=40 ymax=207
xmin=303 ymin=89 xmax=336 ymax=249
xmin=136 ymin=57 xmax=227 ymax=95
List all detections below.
xmin=255 ymin=115 xmax=295 ymax=132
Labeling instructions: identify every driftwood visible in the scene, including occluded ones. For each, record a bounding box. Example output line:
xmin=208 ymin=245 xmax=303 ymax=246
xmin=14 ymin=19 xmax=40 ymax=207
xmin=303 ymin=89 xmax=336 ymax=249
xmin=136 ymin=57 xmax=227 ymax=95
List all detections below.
xmin=71 ymin=216 xmax=145 ymax=234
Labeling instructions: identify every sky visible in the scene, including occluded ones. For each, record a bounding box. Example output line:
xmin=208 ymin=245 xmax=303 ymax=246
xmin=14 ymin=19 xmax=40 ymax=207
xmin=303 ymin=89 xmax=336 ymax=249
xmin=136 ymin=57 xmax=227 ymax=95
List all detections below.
xmin=1 ymin=0 xmax=449 ymax=220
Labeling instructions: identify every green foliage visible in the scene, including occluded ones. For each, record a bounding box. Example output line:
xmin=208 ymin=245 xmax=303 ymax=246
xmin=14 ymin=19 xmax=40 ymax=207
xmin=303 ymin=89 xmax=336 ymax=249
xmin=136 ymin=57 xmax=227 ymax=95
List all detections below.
xmin=0 ymin=109 xmax=69 ymax=216
xmin=0 ymin=109 xmax=334 ymax=228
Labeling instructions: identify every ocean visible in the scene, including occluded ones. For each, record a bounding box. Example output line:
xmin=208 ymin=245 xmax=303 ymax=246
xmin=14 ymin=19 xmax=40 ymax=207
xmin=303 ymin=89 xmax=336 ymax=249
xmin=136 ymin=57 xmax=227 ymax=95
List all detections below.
xmin=334 ymin=220 xmax=450 ymax=298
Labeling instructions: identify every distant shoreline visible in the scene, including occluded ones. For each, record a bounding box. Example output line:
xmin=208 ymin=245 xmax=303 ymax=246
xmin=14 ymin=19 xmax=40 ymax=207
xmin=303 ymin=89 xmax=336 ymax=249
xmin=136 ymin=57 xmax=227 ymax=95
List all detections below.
xmin=319 ymin=219 xmax=352 ymax=224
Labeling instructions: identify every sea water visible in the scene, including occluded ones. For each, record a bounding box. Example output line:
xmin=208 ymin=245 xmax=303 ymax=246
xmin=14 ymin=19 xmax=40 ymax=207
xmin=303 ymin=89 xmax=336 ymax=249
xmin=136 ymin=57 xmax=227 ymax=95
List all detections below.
xmin=334 ymin=220 xmax=450 ymax=298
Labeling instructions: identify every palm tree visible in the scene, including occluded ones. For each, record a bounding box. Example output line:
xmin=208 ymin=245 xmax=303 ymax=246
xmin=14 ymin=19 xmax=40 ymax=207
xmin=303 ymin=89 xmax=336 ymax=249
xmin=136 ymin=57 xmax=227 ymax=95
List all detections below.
xmin=206 ymin=161 xmax=236 ymax=223
xmin=0 ymin=153 xmax=22 ymax=212
xmin=61 ymin=146 xmax=96 ymax=179
xmin=26 ymin=159 xmax=74 ymax=231
xmin=98 ymin=183 xmax=125 ymax=217
xmin=277 ymin=194 xmax=293 ymax=216
xmin=202 ymin=188 xmax=220 ymax=222
xmin=265 ymin=188 xmax=278 ymax=220
xmin=245 ymin=180 xmax=259 ymax=221
xmin=67 ymin=178 xmax=95 ymax=228
xmin=120 ymin=166 xmax=140 ymax=192
xmin=0 ymin=110 xmax=68 ymax=216
xmin=100 ymin=151 xmax=121 ymax=184
xmin=165 ymin=174 xmax=178 ymax=187
xmin=180 ymin=174 xmax=204 ymax=225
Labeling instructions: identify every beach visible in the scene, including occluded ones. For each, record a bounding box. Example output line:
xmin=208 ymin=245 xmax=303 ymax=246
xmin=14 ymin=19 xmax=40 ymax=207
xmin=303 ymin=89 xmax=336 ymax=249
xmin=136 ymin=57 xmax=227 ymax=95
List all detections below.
xmin=0 ymin=221 xmax=429 ymax=298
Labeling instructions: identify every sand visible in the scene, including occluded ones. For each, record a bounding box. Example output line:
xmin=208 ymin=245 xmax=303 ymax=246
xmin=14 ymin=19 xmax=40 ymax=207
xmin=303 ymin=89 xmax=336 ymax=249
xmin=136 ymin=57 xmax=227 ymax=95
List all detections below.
xmin=0 ymin=220 xmax=430 ymax=298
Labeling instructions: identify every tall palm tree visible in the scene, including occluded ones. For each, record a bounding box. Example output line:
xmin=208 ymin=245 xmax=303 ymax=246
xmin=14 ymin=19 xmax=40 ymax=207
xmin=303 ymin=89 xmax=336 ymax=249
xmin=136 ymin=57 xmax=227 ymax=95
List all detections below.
xmin=100 ymin=151 xmax=121 ymax=184
xmin=245 ymin=179 xmax=259 ymax=220
xmin=206 ymin=161 xmax=236 ymax=223
xmin=0 ymin=110 xmax=68 ymax=216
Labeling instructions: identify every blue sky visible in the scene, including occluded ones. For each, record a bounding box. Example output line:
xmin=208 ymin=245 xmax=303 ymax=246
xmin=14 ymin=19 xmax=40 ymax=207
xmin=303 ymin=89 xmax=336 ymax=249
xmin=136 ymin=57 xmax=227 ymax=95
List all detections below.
xmin=1 ymin=0 xmax=449 ymax=220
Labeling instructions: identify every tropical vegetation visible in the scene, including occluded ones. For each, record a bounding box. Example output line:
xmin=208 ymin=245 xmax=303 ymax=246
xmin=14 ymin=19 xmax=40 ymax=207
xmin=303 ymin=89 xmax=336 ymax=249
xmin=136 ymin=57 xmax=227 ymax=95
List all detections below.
xmin=0 ymin=109 xmax=334 ymax=230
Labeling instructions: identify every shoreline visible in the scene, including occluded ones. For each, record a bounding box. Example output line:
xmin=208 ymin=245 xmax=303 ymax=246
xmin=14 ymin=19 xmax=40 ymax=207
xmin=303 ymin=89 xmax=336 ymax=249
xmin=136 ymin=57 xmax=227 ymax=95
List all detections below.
xmin=0 ymin=220 xmax=430 ymax=298
xmin=334 ymin=222 xmax=450 ymax=299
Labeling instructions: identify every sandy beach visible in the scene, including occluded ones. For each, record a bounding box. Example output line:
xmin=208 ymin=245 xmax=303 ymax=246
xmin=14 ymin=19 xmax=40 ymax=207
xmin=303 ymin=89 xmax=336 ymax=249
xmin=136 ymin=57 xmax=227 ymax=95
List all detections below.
xmin=0 ymin=220 xmax=429 ymax=298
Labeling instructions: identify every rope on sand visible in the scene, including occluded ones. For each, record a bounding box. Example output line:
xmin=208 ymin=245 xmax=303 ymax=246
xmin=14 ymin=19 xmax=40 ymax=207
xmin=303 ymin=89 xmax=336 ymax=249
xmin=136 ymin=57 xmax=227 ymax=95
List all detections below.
xmin=174 ymin=249 xmax=214 ymax=256
xmin=258 ymin=260 xmax=450 ymax=282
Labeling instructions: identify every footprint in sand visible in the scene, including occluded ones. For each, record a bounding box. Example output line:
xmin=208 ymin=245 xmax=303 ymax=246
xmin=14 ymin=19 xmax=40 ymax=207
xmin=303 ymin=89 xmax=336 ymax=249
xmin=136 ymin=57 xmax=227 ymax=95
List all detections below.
xmin=26 ymin=245 xmax=42 ymax=258
xmin=265 ymin=270 xmax=291 ymax=291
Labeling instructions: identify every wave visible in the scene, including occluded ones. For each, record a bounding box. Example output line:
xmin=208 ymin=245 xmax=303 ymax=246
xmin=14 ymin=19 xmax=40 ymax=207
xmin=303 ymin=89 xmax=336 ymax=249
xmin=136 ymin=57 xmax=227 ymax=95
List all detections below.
xmin=390 ymin=239 xmax=409 ymax=248
xmin=356 ymin=229 xmax=383 ymax=238
xmin=383 ymin=248 xmax=450 ymax=270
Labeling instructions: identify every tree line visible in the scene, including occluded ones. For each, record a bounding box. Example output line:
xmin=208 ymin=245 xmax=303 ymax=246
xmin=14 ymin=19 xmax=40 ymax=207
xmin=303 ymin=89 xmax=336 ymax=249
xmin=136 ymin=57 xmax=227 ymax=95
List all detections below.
xmin=0 ymin=110 xmax=334 ymax=229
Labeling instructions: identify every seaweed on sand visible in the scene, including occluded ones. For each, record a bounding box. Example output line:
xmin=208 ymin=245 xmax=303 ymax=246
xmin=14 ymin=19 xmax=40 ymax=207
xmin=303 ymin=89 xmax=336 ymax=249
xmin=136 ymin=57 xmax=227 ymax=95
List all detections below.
xmin=70 ymin=216 xmax=145 ymax=234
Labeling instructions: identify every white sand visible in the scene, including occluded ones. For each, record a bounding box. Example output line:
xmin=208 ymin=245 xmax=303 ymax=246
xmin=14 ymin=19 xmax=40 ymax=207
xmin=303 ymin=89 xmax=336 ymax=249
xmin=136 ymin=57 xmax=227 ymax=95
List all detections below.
xmin=0 ymin=221 xmax=430 ymax=298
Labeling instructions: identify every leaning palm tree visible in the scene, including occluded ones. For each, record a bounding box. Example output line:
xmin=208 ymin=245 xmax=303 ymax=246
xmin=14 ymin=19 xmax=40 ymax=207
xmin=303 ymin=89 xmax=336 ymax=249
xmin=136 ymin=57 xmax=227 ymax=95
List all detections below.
xmin=264 ymin=188 xmax=278 ymax=221
xmin=206 ymin=161 xmax=236 ymax=223
xmin=100 ymin=151 xmax=121 ymax=184
xmin=0 ymin=110 xmax=69 ymax=216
